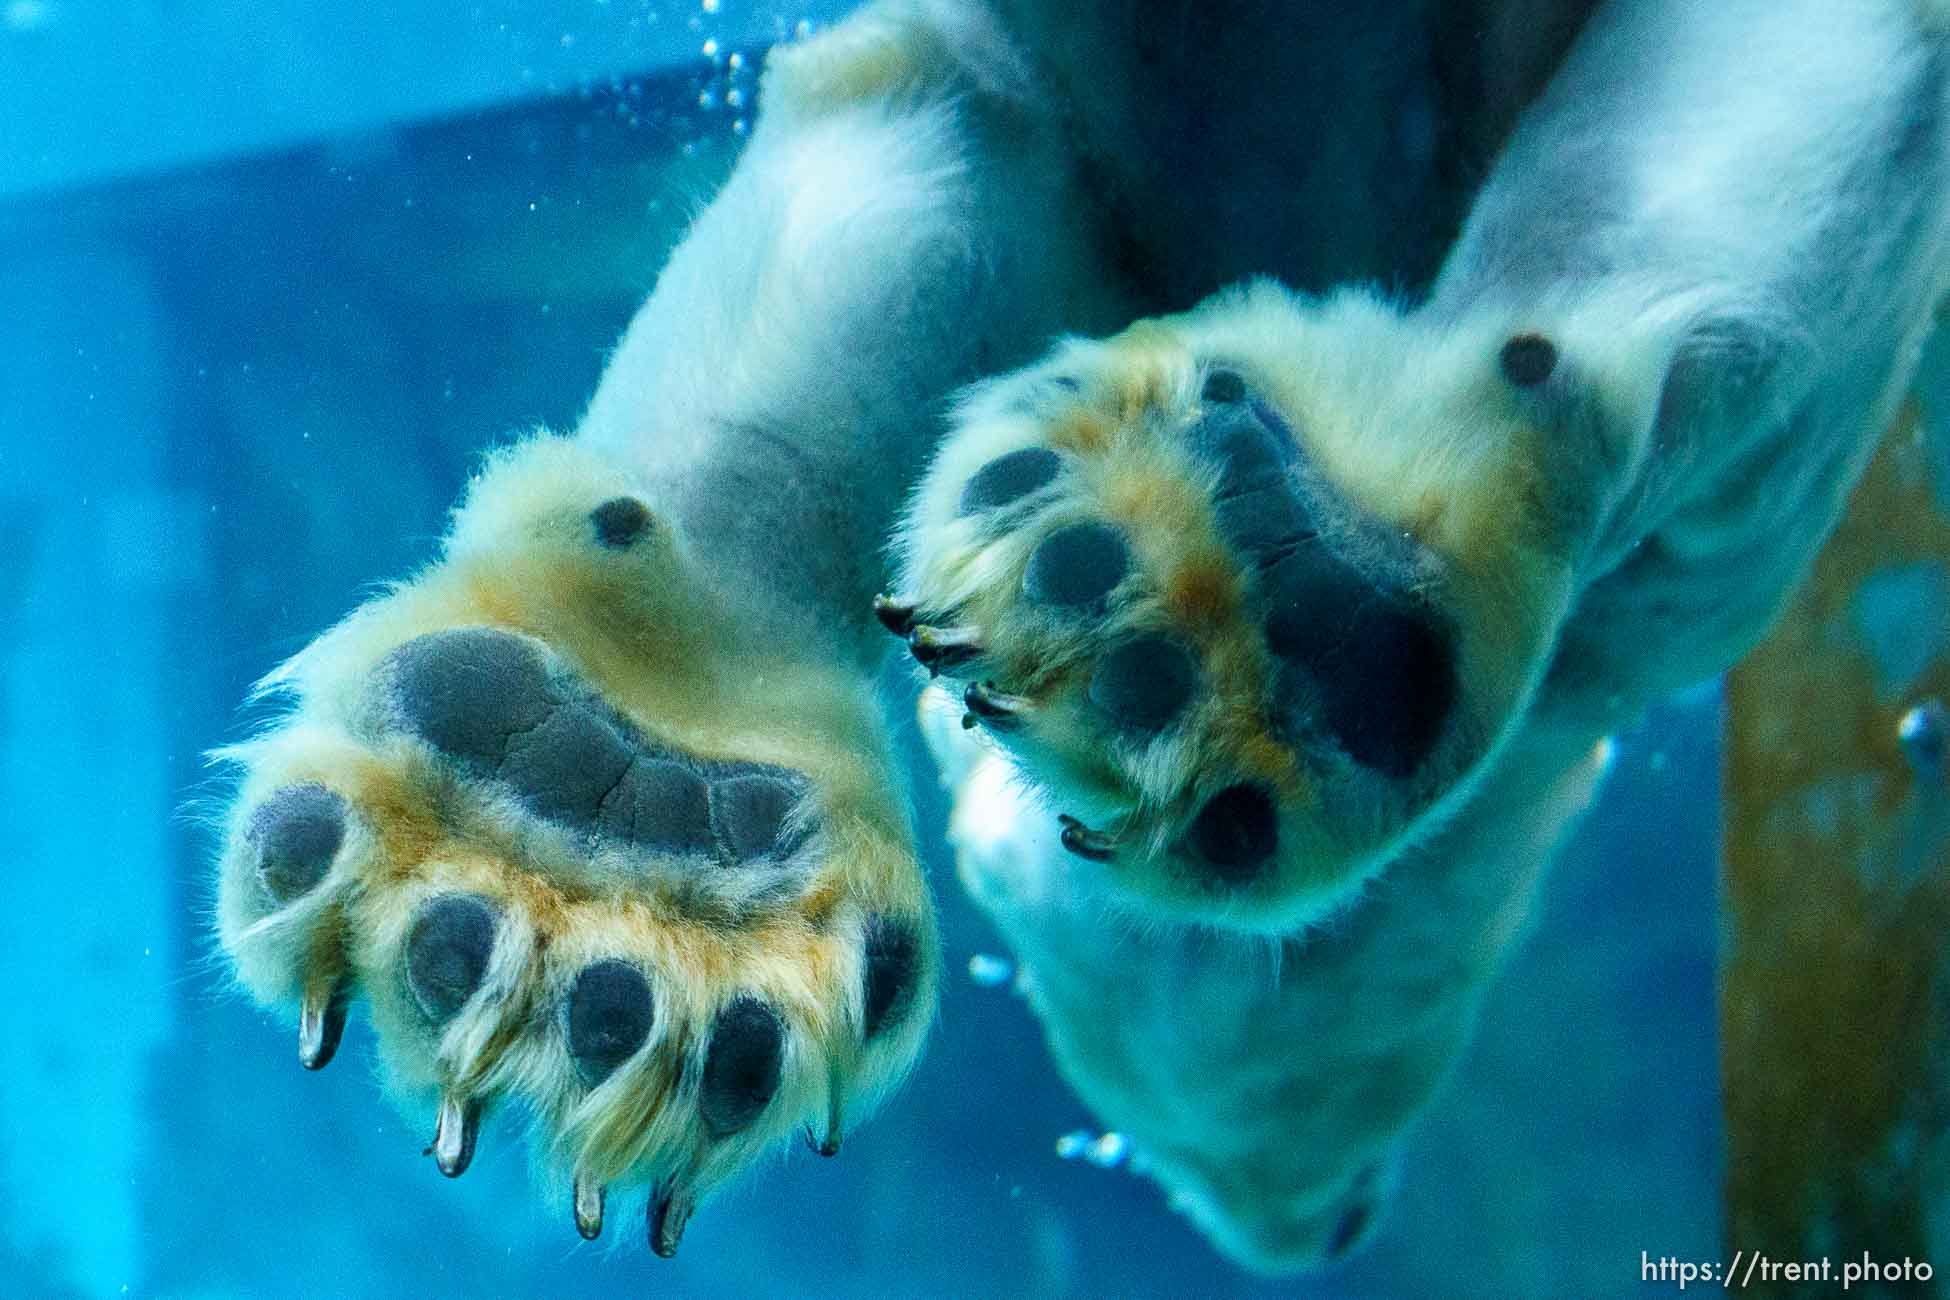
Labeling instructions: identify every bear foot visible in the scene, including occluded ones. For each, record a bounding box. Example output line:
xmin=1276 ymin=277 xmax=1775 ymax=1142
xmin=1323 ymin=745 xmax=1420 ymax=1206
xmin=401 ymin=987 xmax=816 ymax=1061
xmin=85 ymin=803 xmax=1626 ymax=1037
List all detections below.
xmin=888 ymin=305 xmax=1523 ymax=928
xmin=215 ymin=436 xmax=935 ymax=1255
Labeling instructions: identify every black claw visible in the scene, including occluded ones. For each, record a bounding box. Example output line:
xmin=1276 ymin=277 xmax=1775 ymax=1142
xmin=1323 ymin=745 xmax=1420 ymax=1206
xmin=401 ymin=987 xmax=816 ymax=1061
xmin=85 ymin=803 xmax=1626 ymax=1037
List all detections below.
xmin=873 ymin=594 xmax=917 ymax=637
xmin=573 ymin=1172 xmax=606 ymax=1240
xmin=963 ymin=680 xmax=1028 ymax=730
xmin=1057 ymin=814 xmax=1116 ymax=863
xmin=648 ymin=1185 xmax=693 ymax=1259
xmin=803 ymin=1124 xmax=842 ymax=1157
xmin=431 ymin=1094 xmax=481 ymax=1178
xmin=906 ymin=624 xmax=983 ymax=675
xmin=298 ymin=980 xmax=349 ymax=1071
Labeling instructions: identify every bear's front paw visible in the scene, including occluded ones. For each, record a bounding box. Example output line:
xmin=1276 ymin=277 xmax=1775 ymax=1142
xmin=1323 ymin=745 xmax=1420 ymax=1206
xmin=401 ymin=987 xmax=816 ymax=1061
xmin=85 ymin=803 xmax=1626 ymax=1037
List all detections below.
xmin=889 ymin=305 xmax=1551 ymax=928
xmin=215 ymin=436 xmax=934 ymax=1255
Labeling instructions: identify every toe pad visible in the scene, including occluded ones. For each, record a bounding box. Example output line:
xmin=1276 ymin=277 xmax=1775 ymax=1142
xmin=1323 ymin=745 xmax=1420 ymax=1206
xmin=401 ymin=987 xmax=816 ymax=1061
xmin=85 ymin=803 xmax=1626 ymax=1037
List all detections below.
xmin=567 ymin=959 xmax=656 ymax=1087
xmin=406 ymin=894 xmax=499 ymax=1024
xmin=700 ymin=997 xmax=785 ymax=1137
xmin=248 ymin=784 xmax=346 ymax=902
xmin=1022 ymin=523 xmax=1129 ymax=612
xmin=1187 ymin=784 xmax=1278 ymax=882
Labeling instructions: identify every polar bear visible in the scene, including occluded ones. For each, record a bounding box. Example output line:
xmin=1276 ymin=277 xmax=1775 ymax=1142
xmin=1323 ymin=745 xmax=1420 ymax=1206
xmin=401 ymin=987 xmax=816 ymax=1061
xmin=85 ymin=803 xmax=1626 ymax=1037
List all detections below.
xmin=213 ymin=0 xmax=1950 ymax=1273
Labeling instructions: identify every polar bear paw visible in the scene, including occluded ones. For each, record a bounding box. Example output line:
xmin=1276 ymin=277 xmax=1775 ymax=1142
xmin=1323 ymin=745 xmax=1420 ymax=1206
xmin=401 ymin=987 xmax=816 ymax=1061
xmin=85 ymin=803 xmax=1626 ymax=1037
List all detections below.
xmin=214 ymin=436 xmax=935 ymax=1255
xmin=888 ymin=309 xmax=1521 ymax=928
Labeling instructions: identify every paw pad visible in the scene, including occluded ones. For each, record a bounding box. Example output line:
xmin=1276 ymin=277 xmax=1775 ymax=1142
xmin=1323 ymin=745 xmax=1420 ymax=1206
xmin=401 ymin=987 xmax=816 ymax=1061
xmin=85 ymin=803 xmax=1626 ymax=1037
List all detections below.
xmin=700 ymin=997 xmax=786 ymax=1138
xmin=567 ymin=959 xmax=656 ymax=1087
xmin=1264 ymin=547 xmax=1453 ymax=778
xmin=1088 ymin=635 xmax=1196 ymax=734
xmin=248 ymin=784 xmax=346 ymax=902
xmin=960 ymin=447 xmax=1061 ymax=515
xmin=590 ymin=496 xmax=653 ymax=548
xmin=861 ymin=916 xmax=919 ymax=1038
xmin=1022 ymin=522 xmax=1129 ymax=611
xmin=1187 ymin=784 xmax=1279 ymax=880
xmin=405 ymin=894 xmax=499 ymax=1023
xmin=1498 ymin=333 xmax=1557 ymax=387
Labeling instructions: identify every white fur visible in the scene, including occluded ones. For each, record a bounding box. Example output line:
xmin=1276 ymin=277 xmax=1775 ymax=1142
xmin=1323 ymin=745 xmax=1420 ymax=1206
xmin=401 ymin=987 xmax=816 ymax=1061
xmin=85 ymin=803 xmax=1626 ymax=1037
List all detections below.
xmin=239 ymin=0 xmax=1950 ymax=1274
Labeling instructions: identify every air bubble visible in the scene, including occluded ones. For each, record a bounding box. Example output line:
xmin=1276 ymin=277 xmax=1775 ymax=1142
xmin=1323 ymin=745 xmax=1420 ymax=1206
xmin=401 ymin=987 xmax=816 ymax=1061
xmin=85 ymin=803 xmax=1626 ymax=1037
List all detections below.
xmin=1085 ymin=1133 xmax=1129 ymax=1168
xmin=966 ymin=953 xmax=1014 ymax=988
xmin=1055 ymin=1130 xmax=1091 ymax=1161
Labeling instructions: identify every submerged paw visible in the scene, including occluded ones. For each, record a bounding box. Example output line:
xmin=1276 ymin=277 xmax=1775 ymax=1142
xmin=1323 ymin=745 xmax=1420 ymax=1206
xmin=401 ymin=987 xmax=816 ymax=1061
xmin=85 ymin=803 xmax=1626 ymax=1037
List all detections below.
xmin=891 ymin=341 xmax=1469 ymax=925
xmin=216 ymin=435 xmax=935 ymax=1255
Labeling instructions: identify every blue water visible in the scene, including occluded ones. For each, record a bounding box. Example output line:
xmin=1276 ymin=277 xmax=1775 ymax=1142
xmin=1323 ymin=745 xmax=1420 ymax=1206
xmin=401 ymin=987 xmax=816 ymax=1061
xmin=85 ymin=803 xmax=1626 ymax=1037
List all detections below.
xmin=0 ymin=6 xmax=1720 ymax=1295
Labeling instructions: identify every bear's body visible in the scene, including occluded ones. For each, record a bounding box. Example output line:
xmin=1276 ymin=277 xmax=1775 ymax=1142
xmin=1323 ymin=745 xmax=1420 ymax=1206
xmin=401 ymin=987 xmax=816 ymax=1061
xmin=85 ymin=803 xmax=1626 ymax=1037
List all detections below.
xmin=215 ymin=0 xmax=1950 ymax=1273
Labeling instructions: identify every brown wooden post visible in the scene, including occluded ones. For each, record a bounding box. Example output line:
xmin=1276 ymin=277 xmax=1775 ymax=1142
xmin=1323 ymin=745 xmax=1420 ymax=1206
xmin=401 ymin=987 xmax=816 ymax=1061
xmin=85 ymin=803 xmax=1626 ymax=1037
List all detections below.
xmin=1723 ymin=402 xmax=1950 ymax=1295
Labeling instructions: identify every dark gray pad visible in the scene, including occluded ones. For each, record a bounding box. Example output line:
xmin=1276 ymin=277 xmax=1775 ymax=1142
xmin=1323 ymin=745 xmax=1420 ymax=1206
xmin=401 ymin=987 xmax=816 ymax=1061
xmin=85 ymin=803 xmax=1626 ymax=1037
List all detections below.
xmin=1186 ymin=783 xmax=1278 ymax=881
xmin=1088 ymin=635 xmax=1196 ymax=734
xmin=392 ymin=629 xmax=556 ymax=768
xmin=1261 ymin=548 xmax=1453 ymax=777
xmin=596 ymin=760 xmax=714 ymax=853
xmin=499 ymin=704 xmax=635 ymax=826
xmin=388 ymin=628 xmax=816 ymax=863
xmin=406 ymin=894 xmax=499 ymax=1024
xmin=709 ymin=774 xmax=808 ymax=863
xmin=861 ymin=917 xmax=918 ymax=1040
xmin=590 ymin=496 xmax=652 ymax=548
xmin=1201 ymin=368 xmax=1248 ymax=404
xmin=1499 ymin=333 xmax=1558 ymax=387
xmin=1022 ymin=523 xmax=1129 ymax=612
xmin=1188 ymin=388 xmax=1314 ymax=564
xmin=567 ymin=959 xmax=655 ymax=1087
xmin=249 ymin=783 xmax=346 ymax=902
xmin=960 ymin=448 xmax=1060 ymax=515
xmin=699 ymin=997 xmax=784 ymax=1138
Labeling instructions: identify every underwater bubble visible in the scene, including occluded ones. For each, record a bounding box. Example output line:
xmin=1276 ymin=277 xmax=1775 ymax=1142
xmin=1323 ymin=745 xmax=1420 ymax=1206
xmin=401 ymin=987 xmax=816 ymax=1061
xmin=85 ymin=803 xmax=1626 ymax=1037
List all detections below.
xmin=1900 ymin=698 xmax=1947 ymax=772
xmin=1054 ymin=1130 xmax=1092 ymax=1161
xmin=1085 ymin=1133 xmax=1129 ymax=1169
xmin=966 ymin=953 xmax=1014 ymax=988
xmin=725 ymin=87 xmax=745 ymax=109
xmin=795 ymin=19 xmax=813 ymax=40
